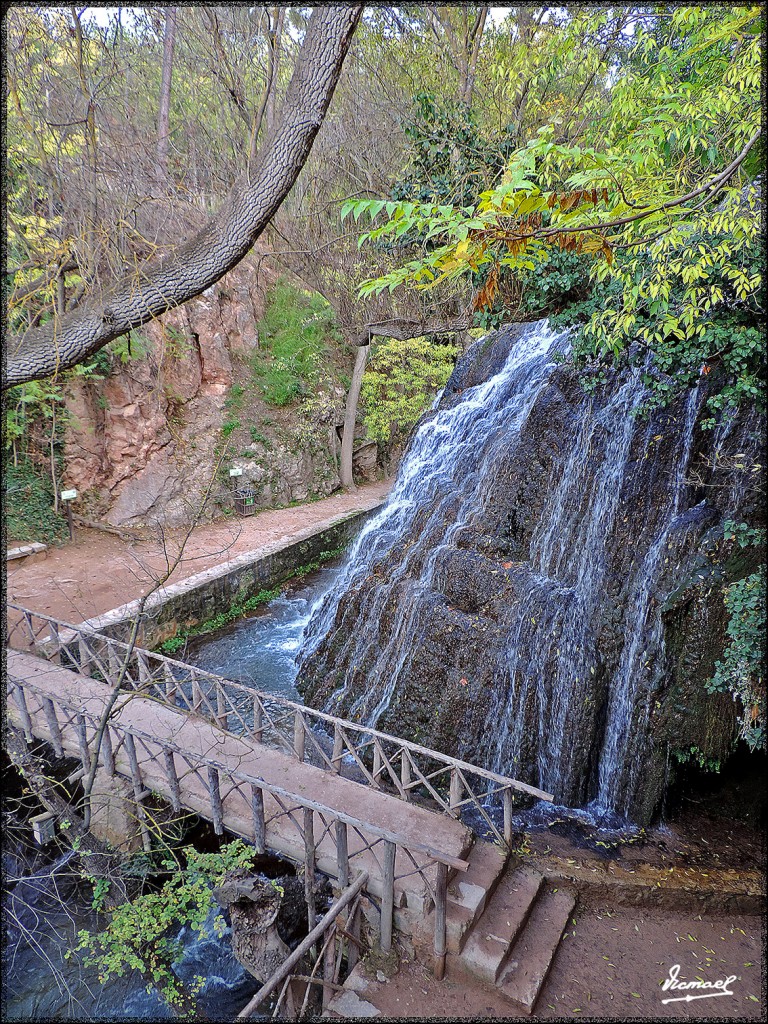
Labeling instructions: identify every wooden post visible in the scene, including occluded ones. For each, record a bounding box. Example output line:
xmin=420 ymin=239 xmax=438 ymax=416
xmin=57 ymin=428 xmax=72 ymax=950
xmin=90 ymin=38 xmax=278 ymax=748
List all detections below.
xmin=13 ymin=683 xmax=34 ymax=743
xmin=207 ymin=767 xmax=224 ymax=834
xmin=303 ymin=808 xmax=316 ymax=934
xmin=48 ymin=621 xmax=62 ymax=665
xmin=42 ymin=698 xmax=63 ymax=756
xmin=401 ymin=748 xmax=411 ymax=801
xmin=164 ymin=662 xmax=178 ymax=706
xmin=76 ymin=714 xmax=90 ymax=774
xmin=335 ymin=820 xmax=349 ymax=889
xmin=107 ymin=642 xmax=121 ymax=684
xmin=216 ymin=687 xmax=229 ymax=731
xmin=372 ymin=741 xmax=382 ymax=788
xmin=77 ymin=637 xmax=93 ymax=677
xmin=433 ymin=861 xmax=448 ymax=980
xmin=123 ymin=732 xmax=152 ymax=853
xmin=294 ymin=711 xmax=306 ymax=761
xmin=163 ymin=750 xmax=181 ymax=813
xmin=101 ymin=725 xmax=115 ymax=776
xmin=192 ymin=674 xmax=203 ymax=714
xmin=23 ymin=610 xmax=37 ymax=647
xmin=322 ymin=932 xmax=336 ymax=1009
xmin=380 ymin=840 xmax=396 ymax=953
xmin=503 ymin=788 xmax=514 ymax=848
xmin=332 ymin=723 xmax=343 ymax=773
xmin=449 ymin=768 xmax=462 ymax=815
xmin=252 ymin=785 xmax=266 ymax=853
xmin=137 ymin=650 xmax=151 ymax=688
xmin=253 ymin=698 xmax=263 ymax=742
xmin=347 ymin=899 xmax=361 ymax=971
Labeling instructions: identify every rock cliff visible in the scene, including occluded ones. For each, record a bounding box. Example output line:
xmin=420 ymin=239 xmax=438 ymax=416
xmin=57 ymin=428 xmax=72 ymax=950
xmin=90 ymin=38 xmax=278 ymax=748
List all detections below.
xmin=60 ymin=256 xmax=363 ymax=528
xmin=297 ymin=322 xmax=765 ymax=824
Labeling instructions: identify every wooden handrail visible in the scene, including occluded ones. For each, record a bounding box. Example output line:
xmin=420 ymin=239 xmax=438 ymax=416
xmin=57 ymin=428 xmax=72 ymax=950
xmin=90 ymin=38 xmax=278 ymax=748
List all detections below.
xmin=7 ymin=671 xmax=470 ymax=873
xmin=7 ymin=603 xmax=553 ymax=804
xmin=235 ymin=871 xmax=369 ymax=1019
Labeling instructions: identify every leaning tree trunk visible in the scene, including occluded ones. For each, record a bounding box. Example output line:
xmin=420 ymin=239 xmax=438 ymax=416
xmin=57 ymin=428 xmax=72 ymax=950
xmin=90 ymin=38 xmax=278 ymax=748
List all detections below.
xmin=5 ymin=5 xmax=362 ymax=389
xmin=340 ymin=341 xmax=369 ymax=490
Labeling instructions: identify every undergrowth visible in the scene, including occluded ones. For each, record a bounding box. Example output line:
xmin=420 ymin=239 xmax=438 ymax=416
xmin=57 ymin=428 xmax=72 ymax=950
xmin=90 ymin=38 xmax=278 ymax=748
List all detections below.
xmin=252 ymin=281 xmax=340 ymax=406
xmin=4 ymin=459 xmax=68 ymax=544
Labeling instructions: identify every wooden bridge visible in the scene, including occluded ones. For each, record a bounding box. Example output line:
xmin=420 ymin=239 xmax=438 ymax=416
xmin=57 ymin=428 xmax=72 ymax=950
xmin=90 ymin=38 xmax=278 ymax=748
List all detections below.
xmin=6 ymin=603 xmax=554 ymax=989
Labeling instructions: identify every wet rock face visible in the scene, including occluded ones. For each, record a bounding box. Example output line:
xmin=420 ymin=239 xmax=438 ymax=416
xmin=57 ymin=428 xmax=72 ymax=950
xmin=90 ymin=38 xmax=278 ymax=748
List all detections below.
xmin=298 ymin=323 xmax=765 ymax=824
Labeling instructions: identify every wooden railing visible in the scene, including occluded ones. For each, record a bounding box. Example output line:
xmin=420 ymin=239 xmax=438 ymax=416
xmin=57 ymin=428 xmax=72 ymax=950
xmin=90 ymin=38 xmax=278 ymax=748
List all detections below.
xmin=7 ymin=603 xmax=553 ymax=848
xmin=7 ymin=669 xmax=464 ymax=978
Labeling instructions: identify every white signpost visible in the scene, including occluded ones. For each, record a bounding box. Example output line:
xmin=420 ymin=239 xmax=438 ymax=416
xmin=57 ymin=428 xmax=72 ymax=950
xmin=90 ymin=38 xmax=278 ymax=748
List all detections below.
xmin=60 ymin=488 xmax=77 ymax=540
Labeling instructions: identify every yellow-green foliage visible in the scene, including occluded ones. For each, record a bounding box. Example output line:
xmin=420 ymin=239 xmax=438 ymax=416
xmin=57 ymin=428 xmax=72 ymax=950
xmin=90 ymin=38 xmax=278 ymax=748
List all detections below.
xmin=345 ymin=6 xmax=763 ymax=418
xmin=70 ymin=840 xmax=257 ymax=1009
xmin=361 ymin=336 xmax=458 ymax=444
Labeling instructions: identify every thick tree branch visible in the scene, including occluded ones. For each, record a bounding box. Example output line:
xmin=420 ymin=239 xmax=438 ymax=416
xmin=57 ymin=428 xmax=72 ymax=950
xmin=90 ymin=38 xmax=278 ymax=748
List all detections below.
xmin=5 ymin=5 xmax=362 ymax=390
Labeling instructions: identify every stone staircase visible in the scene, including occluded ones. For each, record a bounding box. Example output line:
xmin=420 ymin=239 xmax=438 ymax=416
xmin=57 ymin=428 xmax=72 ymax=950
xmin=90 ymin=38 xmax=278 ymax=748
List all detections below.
xmin=325 ymin=840 xmax=576 ymax=1019
xmin=425 ymin=841 xmax=576 ymax=1015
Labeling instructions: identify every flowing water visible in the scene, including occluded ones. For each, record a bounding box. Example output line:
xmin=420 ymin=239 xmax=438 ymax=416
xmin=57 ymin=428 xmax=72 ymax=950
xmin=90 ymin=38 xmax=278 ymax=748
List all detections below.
xmin=183 ymin=565 xmax=340 ymax=698
xmin=298 ymin=320 xmax=727 ymax=822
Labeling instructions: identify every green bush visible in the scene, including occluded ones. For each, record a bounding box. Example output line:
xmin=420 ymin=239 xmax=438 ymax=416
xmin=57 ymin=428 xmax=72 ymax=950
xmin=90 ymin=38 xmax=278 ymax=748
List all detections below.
xmin=4 ymin=459 xmax=68 ymax=543
xmin=253 ymin=281 xmax=338 ymax=406
xmin=361 ymin=336 xmax=458 ymax=445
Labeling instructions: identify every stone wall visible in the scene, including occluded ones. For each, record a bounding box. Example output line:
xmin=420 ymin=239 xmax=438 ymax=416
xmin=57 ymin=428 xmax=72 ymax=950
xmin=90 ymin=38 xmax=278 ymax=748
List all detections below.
xmin=75 ymin=504 xmax=382 ymax=649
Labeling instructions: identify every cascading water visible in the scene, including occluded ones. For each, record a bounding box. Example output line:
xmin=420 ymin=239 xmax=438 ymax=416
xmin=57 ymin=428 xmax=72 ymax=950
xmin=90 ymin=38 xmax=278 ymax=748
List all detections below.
xmin=300 ymin=321 xmax=567 ymax=723
xmin=297 ymin=319 xmax=759 ymax=823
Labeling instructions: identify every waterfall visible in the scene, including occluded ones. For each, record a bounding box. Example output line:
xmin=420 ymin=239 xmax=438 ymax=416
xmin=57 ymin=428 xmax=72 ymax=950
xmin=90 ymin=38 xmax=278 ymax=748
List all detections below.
xmin=297 ymin=320 xmax=741 ymax=822
xmin=300 ymin=322 xmax=567 ymax=721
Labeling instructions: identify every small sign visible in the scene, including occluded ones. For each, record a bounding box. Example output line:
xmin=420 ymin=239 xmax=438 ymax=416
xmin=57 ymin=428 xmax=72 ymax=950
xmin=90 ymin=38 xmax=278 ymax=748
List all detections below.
xmin=60 ymin=488 xmax=77 ymax=501
xmin=229 ymin=467 xmax=243 ymax=478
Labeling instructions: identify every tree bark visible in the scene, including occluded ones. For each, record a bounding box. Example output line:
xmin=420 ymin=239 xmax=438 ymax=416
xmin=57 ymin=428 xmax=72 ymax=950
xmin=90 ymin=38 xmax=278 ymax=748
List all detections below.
xmin=156 ymin=7 xmax=178 ymax=183
xmin=340 ymin=340 xmax=369 ymax=490
xmin=5 ymin=5 xmax=362 ymax=389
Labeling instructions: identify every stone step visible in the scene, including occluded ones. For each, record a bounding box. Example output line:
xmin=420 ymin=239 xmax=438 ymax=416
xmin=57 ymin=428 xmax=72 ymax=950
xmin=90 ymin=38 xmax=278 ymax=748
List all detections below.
xmin=458 ymin=867 xmax=544 ymax=984
xmin=6 ymin=542 xmax=47 ymax=563
xmin=447 ymin=840 xmax=510 ymax=953
xmin=496 ymin=885 xmax=576 ymax=1014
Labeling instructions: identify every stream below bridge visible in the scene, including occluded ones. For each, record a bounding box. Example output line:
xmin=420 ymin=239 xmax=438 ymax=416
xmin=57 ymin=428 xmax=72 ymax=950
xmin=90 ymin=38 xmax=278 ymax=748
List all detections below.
xmin=4 ymin=569 xmax=339 ymax=1021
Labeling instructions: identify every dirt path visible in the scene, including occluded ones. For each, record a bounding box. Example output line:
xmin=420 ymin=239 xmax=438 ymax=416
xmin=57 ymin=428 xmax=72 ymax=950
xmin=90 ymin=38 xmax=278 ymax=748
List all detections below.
xmin=5 ymin=481 xmax=389 ymax=625
xmin=351 ymin=903 xmax=763 ymax=1019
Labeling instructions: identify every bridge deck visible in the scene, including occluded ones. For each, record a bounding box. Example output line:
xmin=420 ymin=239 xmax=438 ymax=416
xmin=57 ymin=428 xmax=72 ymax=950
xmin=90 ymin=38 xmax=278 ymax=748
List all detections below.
xmin=8 ymin=650 xmax=472 ymax=904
